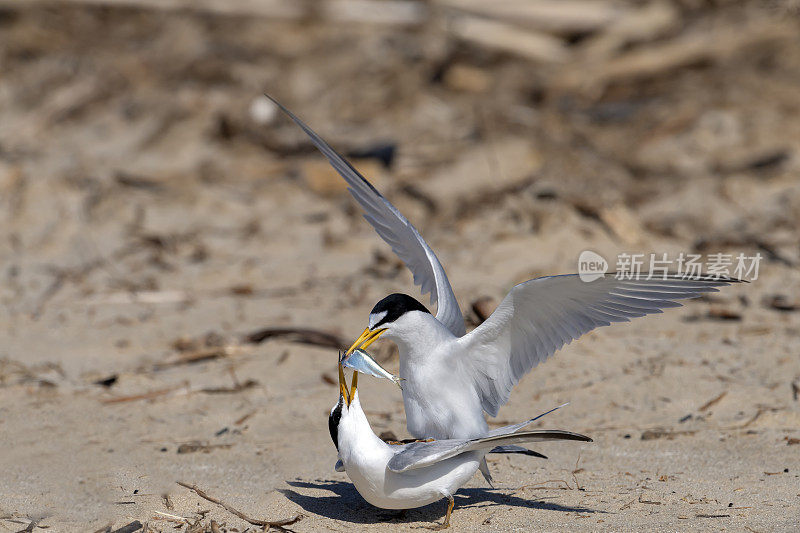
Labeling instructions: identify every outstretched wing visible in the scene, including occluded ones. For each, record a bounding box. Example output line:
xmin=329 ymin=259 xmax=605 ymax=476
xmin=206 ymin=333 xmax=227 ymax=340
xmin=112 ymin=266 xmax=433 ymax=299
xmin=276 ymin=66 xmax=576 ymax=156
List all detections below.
xmin=458 ymin=273 xmax=743 ymax=417
xmin=485 ymin=403 xmax=567 ymax=436
xmin=388 ymin=429 xmax=591 ymax=473
xmin=267 ymin=95 xmax=465 ymax=336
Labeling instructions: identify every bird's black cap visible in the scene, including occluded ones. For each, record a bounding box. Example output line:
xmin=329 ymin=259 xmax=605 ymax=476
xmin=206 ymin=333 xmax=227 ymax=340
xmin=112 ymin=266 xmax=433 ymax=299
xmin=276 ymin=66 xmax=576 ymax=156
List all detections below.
xmin=370 ymin=293 xmax=430 ymax=329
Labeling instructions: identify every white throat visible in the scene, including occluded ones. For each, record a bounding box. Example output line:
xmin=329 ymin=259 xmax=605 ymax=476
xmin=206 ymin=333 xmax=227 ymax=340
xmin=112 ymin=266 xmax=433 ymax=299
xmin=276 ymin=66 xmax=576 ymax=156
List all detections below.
xmin=338 ymin=392 xmax=389 ymax=464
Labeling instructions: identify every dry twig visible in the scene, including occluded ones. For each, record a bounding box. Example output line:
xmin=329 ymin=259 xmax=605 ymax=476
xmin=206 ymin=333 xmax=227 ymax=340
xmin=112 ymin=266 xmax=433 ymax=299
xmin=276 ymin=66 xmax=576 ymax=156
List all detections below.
xmin=243 ymin=327 xmax=346 ymax=350
xmin=110 ymin=522 xmax=143 ymax=533
xmin=177 ymin=481 xmax=302 ymax=531
xmin=520 ymin=478 xmax=573 ymax=490
xmin=101 ymin=382 xmax=190 ymax=404
xmin=698 ymin=391 xmax=727 ymax=412
xmin=447 ymin=15 xmax=569 ymax=63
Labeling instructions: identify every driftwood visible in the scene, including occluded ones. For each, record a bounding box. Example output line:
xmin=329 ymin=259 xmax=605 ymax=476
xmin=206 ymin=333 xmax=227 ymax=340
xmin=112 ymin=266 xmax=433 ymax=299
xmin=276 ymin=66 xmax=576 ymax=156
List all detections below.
xmin=323 ymin=0 xmax=424 ymax=25
xmin=243 ymin=327 xmax=347 ymax=350
xmin=437 ymin=0 xmax=622 ymax=34
xmin=580 ymin=1 xmax=679 ymax=60
xmin=447 ymin=15 xmax=569 ymax=64
xmin=6 ymin=0 xmax=790 ymax=100
xmin=556 ymin=18 xmax=796 ymax=95
xmin=0 ymin=0 xmax=426 ymax=25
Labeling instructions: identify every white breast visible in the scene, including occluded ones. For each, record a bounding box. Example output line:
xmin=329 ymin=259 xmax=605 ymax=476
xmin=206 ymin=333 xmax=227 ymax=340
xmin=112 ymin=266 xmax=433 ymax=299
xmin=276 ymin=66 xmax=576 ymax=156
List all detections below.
xmin=399 ymin=340 xmax=488 ymax=440
xmin=345 ymin=453 xmax=480 ymax=510
xmin=337 ymin=396 xmax=481 ymax=510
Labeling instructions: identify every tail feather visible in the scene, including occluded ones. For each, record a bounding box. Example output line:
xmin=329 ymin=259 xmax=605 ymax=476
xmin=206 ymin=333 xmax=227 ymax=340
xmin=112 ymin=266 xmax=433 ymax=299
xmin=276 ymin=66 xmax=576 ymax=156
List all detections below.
xmin=478 ymin=457 xmax=494 ymax=487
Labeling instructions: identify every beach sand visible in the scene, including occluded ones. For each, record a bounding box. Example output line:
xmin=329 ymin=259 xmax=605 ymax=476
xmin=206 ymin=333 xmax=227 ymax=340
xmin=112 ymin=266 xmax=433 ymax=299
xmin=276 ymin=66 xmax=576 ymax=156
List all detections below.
xmin=1 ymin=3 xmax=799 ymax=531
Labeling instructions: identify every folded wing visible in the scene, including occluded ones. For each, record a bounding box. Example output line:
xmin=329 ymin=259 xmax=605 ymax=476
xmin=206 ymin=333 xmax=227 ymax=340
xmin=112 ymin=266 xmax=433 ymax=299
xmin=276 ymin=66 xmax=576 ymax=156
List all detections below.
xmin=267 ymin=95 xmax=465 ymax=336
xmin=458 ymin=273 xmax=742 ymax=417
xmin=388 ymin=428 xmax=591 ymax=473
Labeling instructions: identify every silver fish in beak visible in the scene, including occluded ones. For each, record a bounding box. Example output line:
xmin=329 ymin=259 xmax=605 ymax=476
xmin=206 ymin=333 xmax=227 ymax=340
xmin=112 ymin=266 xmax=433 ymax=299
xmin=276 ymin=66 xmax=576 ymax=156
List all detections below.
xmin=341 ymin=349 xmax=404 ymax=390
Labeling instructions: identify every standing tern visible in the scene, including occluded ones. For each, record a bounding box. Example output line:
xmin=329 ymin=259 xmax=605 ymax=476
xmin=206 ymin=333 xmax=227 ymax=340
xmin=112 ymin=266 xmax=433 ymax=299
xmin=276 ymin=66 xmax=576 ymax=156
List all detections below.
xmin=267 ymin=95 xmax=741 ymax=480
xmin=330 ymin=356 xmax=591 ymax=529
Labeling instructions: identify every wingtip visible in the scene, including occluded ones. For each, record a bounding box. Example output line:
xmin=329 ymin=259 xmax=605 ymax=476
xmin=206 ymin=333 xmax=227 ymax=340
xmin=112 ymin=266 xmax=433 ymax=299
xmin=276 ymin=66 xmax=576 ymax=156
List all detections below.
xmin=556 ymin=430 xmax=593 ymax=442
xmin=262 ymin=91 xmax=279 ymax=106
xmin=528 ymin=402 xmax=570 ymax=423
xmin=565 ymin=432 xmax=593 ymax=442
xmin=262 ymin=92 xmax=293 ymax=118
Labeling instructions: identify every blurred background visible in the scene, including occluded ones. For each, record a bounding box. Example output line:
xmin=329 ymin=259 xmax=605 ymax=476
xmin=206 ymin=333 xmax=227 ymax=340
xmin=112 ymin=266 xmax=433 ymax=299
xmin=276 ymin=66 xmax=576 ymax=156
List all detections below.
xmin=1 ymin=0 xmax=799 ymax=531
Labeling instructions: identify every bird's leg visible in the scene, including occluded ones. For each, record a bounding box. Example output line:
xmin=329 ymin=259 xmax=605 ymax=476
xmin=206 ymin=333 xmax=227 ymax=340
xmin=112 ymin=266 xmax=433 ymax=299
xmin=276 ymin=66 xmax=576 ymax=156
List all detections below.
xmin=443 ymin=495 xmax=454 ymax=528
xmin=427 ymin=494 xmax=454 ymax=530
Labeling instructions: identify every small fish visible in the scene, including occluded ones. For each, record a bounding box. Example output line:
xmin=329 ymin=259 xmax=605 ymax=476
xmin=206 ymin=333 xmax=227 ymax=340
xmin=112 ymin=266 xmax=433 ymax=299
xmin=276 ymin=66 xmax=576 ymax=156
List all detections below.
xmin=342 ymin=349 xmax=404 ymax=390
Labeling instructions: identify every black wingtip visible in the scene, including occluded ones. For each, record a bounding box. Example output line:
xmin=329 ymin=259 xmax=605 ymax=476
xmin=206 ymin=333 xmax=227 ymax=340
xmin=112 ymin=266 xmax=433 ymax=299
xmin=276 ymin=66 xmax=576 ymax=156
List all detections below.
xmin=556 ymin=431 xmax=593 ymax=442
xmin=263 ymin=92 xmax=281 ymax=107
xmin=263 ymin=92 xmax=296 ymax=121
xmin=261 ymin=93 xmax=386 ymax=199
xmin=514 ymin=430 xmax=593 ymax=443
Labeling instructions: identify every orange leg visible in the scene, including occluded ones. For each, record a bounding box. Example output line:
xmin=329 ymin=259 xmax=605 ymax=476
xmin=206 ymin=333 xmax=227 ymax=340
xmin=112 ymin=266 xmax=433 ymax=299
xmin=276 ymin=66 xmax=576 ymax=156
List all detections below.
xmin=427 ymin=494 xmax=454 ymax=530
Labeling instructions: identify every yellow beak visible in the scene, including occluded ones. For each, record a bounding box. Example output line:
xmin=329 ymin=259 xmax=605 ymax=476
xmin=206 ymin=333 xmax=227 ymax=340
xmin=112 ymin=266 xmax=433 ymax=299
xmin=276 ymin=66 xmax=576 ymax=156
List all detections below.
xmin=337 ymin=355 xmax=359 ymax=406
xmin=350 ymin=370 xmax=358 ymax=404
xmin=339 ymin=326 xmax=386 ymax=406
xmin=338 ymin=357 xmax=350 ymax=405
xmin=345 ymin=327 xmax=387 ymax=355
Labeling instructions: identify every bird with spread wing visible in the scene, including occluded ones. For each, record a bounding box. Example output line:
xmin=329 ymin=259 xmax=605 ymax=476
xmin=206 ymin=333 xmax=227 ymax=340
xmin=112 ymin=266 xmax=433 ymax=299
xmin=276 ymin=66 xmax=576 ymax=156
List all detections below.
xmin=267 ymin=95 xmax=740 ymax=484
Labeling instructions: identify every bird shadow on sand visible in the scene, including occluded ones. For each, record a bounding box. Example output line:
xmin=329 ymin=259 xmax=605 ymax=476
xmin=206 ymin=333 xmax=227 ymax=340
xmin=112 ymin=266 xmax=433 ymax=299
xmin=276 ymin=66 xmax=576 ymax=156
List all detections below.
xmin=280 ymin=479 xmax=604 ymax=525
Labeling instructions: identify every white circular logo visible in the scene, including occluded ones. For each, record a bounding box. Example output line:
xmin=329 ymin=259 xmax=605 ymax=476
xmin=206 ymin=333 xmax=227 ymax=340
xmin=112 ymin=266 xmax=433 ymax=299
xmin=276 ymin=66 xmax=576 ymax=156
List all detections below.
xmin=578 ymin=250 xmax=608 ymax=282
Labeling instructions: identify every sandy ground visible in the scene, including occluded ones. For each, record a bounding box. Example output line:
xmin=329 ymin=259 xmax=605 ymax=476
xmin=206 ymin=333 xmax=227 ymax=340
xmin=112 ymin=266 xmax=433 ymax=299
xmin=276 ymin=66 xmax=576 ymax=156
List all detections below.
xmin=1 ymin=2 xmax=799 ymax=531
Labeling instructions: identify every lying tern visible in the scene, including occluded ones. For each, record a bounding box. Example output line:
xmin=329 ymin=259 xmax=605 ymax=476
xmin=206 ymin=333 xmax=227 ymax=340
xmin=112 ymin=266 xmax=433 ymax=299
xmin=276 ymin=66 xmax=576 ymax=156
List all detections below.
xmin=267 ymin=95 xmax=740 ymax=481
xmin=330 ymin=356 xmax=591 ymax=529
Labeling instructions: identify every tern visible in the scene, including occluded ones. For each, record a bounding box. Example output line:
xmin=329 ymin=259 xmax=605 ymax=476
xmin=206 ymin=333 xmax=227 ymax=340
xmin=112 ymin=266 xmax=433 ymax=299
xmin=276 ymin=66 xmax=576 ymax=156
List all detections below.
xmin=267 ymin=95 xmax=740 ymax=481
xmin=330 ymin=356 xmax=592 ymax=529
